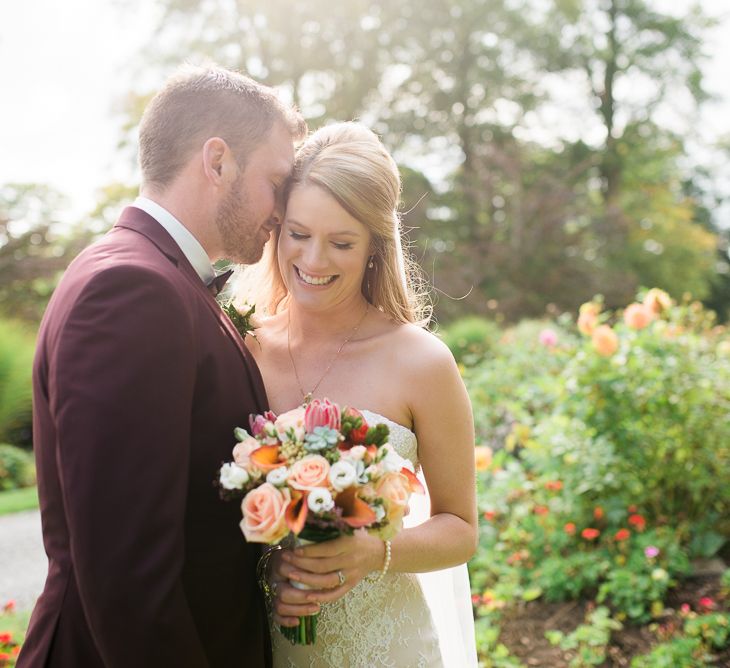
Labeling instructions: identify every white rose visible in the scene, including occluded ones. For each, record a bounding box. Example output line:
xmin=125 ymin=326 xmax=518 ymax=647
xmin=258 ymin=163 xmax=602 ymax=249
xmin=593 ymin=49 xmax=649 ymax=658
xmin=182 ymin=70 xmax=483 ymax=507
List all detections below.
xmin=381 ymin=444 xmax=411 ymax=473
xmin=307 ymin=488 xmax=335 ymax=513
xmin=651 ymin=568 xmax=668 ymax=582
xmin=274 ymin=406 xmax=307 ymax=443
xmin=220 ymin=462 xmax=249 ymax=490
xmin=266 ymin=467 xmax=289 ymax=486
xmin=345 ymin=445 xmax=367 ymax=461
xmin=329 ymin=460 xmax=358 ymax=491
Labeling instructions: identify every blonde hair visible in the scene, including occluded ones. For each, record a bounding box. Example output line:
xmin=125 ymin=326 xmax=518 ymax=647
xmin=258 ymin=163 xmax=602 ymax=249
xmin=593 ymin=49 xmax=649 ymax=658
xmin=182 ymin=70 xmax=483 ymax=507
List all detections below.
xmin=139 ymin=63 xmax=306 ymax=190
xmin=239 ymin=122 xmax=431 ymax=326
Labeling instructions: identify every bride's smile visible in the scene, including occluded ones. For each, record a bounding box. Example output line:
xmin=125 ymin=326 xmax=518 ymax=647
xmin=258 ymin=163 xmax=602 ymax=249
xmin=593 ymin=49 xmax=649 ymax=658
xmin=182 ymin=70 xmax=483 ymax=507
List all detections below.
xmin=279 ymin=184 xmax=371 ymax=312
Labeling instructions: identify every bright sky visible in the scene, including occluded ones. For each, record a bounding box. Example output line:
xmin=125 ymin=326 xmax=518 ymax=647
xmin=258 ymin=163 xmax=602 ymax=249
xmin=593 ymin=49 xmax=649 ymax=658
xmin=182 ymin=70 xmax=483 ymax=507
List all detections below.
xmin=1 ymin=0 xmax=728 ymax=223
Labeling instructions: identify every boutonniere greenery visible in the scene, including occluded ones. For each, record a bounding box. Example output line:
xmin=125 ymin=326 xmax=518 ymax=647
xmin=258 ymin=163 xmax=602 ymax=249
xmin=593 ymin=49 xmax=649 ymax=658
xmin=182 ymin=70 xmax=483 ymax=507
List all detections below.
xmin=222 ymin=302 xmax=257 ymax=340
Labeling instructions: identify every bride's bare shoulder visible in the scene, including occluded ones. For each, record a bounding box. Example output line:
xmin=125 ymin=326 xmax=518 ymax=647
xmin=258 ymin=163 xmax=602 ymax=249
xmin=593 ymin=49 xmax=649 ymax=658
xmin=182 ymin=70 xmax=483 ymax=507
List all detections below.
xmin=377 ymin=318 xmax=457 ymax=374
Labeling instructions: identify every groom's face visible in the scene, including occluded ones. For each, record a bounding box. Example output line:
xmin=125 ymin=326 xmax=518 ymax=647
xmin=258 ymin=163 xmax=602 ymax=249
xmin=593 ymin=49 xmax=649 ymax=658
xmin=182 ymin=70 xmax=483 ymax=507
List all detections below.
xmin=215 ymin=122 xmax=294 ymax=264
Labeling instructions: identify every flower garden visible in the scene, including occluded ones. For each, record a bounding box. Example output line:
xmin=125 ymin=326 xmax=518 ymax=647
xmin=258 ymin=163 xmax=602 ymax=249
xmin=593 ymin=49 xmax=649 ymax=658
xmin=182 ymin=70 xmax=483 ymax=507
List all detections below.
xmin=1 ymin=289 xmax=729 ymax=666
xmin=463 ymin=290 xmax=730 ymax=666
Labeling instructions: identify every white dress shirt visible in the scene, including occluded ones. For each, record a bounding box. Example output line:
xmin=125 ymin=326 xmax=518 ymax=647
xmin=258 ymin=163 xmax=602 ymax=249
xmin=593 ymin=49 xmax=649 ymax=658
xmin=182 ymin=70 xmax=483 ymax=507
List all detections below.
xmin=132 ymin=196 xmax=215 ymax=285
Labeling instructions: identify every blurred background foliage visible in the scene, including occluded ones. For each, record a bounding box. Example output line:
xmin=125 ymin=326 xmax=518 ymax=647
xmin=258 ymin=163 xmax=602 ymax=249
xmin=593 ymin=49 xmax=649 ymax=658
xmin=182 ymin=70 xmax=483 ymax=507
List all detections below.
xmin=1 ymin=0 xmax=729 ymax=452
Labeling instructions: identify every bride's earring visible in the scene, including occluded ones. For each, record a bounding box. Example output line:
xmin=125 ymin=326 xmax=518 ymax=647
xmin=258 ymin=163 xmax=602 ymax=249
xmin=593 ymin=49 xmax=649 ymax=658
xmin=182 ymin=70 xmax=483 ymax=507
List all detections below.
xmin=368 ymin=255 xmax=375 ymax=270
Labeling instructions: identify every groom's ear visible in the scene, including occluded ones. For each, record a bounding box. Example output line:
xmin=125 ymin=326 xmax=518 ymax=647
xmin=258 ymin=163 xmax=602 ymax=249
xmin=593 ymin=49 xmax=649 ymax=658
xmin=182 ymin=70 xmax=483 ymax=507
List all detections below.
xmin=202 ymin=137 xmax=232 ymax=185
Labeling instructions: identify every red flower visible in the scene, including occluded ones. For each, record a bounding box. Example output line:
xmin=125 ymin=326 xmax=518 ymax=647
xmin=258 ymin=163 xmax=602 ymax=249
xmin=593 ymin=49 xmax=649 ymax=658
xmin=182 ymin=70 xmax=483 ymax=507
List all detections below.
xmin=593 ymin=506 xmax=604 ymax=520
xmin=628 ymin=514 xmax=646 ymax=531
xmin=699 ymin=597 xmax=716 ymax=610
xmin=680 ymin=603 xmax=691 ymax=615
xmin=342 ymin=407 xmax=369 ymax=445
xmin=1 ymin=601 xmax=14 ymax=614
xmin=0 ymin=652 xmax=10 ymax=661
xmin=533 ymin=505 xmax=549 ymax=516
xmin=564 ymin=522 xmax=576 ymax=535
xmin=627 ymin=505 xmax=638 ymax=513
xmin=483 ymin=510 xmax=497 ymax=521
xmin=545 ymin=480 xmax=563 ymax=491
xmin=0 ymin=633 xmax=10 ymax=644
xmin=471 ymin=594 xmax=481 ymax=606
xmin=614 ymin=528 xmax=631 ymax=541
xmin=581 ymin=528 xmax=600 ymax=540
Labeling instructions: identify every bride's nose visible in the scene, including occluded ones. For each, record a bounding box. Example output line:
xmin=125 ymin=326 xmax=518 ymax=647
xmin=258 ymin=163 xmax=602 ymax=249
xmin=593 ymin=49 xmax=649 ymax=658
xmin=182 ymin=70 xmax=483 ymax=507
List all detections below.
xmin=301 ymin=239 xmax=329 ymax=271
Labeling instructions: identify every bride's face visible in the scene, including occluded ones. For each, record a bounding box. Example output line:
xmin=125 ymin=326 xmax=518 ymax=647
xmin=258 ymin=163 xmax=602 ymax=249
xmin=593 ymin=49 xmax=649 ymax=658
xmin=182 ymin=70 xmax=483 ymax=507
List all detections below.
xmin=278 ymin=184 xmax=371 ymax=312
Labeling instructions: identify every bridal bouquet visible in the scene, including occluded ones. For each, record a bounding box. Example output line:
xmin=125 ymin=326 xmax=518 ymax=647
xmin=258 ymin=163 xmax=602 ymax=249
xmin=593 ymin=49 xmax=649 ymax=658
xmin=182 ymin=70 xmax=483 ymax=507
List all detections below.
xmin=217 ymin=398 xmax=423 ymax=644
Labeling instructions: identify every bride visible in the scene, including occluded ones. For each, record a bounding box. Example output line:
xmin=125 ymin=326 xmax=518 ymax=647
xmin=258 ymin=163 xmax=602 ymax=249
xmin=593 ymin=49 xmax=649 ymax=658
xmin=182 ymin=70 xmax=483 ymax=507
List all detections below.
xmin=239 ymin=122 xmax=478 ymax=667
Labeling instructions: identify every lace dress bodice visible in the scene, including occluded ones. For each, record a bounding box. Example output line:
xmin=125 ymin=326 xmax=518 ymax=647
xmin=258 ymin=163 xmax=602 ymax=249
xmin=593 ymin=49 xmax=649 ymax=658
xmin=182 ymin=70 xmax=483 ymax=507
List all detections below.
xmin=271 ymin=411 xmax=443 ymax=668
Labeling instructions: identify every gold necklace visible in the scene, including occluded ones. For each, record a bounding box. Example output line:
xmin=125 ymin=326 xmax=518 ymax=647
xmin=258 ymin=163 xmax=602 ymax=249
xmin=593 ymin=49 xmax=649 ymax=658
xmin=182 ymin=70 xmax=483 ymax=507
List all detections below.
xmin=287 ymin=303 xmax=370 ymax=404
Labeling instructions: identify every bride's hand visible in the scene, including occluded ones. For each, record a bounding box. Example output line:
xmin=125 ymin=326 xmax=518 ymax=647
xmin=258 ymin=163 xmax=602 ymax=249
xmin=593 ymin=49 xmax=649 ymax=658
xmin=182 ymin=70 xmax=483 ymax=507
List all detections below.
xmin=269 ymin=548 xmax=333 ymax=627
xmin=280 ymin=530 xmax=386 ymax=605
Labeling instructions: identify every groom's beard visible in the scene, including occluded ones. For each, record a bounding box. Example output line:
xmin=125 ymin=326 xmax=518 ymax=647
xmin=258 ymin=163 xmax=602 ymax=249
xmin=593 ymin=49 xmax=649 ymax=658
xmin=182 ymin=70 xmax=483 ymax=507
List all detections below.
xmin=215 ymin=176 xmax=265 ymax=265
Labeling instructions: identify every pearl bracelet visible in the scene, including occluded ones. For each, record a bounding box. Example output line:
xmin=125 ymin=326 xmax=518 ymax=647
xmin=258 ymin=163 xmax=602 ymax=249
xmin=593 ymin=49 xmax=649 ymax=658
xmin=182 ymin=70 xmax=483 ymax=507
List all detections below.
xmin=369 ymin=539 xmax=392 ymax=582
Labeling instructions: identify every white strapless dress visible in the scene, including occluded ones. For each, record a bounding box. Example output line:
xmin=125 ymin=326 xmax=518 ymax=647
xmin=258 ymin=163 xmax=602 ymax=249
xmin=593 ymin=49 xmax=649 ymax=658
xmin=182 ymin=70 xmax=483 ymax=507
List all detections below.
xmin=271 ymin=411 xmax=478 ymax=668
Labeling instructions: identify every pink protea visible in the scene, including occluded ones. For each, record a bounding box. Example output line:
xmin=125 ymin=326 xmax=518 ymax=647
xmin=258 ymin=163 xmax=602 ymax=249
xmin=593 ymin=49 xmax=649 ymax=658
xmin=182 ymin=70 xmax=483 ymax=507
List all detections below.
xmin=304 ymin=398 xmax=341 ymax=432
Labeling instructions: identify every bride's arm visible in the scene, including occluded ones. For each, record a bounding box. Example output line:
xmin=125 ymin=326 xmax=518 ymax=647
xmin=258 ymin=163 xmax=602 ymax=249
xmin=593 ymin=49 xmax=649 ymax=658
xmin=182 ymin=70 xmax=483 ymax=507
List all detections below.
xmin=272 ymin=331 xmax=477 ymax=617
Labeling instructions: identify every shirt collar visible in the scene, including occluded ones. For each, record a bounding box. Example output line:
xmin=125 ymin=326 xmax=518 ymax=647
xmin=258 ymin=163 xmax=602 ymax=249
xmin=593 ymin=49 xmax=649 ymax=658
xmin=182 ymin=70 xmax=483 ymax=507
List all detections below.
xmin=132 ymin=196 xmax=215 ymax=285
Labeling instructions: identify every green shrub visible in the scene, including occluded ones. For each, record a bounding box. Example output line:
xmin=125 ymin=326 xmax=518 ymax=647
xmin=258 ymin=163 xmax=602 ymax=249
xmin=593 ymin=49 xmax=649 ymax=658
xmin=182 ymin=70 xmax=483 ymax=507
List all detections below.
xmin=630 ymin=636 xmax=706 ymax=667
xmin=0 ymin=443 xmax=36 ymax=491
xmin=439 ymin=316 xmax=501 ymax=366
xmin=0 ymin=319 xmax=35 ymax=448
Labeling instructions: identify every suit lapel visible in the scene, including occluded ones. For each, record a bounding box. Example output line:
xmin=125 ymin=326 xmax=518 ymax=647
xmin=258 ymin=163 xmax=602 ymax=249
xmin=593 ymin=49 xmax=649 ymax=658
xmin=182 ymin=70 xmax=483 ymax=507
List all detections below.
xmin=114 ymin=207 xmax=269 ymax=411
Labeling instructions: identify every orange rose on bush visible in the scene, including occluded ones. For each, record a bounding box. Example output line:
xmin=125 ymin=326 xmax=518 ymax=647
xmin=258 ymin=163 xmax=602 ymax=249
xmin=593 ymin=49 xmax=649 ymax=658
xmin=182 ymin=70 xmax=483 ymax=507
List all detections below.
xmin=578 ymin=302 xmax=601 ymax=335
xmin=592 ymin=325 xmax=619 ymax=356
xmin=288 ymin=455 xmax=331 ymax=491
xmin=474 ymin=445 xmax=493 ymax=471
xmin=623 ymin=302 xmax=654 ymax=330
xmin=643 ymin=288 xmax=672 ymax=314
xmin=240 ymin=483 xmax=291 ymax=543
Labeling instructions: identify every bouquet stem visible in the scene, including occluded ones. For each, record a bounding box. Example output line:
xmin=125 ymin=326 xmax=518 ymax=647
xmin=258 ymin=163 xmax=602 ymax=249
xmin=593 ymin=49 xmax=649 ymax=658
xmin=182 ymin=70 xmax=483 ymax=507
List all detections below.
xmin=280 ymin=537 xmax=320 ymax=646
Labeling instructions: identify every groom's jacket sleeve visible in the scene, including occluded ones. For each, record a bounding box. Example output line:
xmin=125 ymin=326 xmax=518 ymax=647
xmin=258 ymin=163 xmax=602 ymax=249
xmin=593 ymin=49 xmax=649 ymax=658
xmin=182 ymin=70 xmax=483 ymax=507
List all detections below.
xmin=50 ymin=264 xmax=210 ymax=667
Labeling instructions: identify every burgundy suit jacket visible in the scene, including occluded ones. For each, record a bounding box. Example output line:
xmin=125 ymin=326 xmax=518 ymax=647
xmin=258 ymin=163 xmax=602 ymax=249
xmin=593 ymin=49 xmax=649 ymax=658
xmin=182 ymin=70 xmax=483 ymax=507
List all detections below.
xmin=18 ymin=207 xmax=272 ymax=668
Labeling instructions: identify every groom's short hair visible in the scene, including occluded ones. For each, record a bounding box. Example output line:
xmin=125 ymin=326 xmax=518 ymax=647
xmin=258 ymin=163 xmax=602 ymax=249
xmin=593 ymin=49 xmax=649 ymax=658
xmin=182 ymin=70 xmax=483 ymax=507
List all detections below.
xmin=139 ymin=64 xmax=306 ymax=190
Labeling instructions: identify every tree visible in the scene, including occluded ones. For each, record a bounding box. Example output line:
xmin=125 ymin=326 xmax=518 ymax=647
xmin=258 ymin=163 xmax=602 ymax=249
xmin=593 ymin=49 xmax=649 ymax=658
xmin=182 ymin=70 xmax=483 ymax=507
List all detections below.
xmin=0 ymin=183 xmax=94 ymax=323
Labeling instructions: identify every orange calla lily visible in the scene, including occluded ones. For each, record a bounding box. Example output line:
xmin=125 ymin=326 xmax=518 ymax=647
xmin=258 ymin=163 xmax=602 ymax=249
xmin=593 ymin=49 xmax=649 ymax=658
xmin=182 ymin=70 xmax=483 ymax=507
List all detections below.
xmin=286 ymin=490 xmax=308 ymax=535
xmin=400 ymin=467 xmax=425 ymax=495
xmin=249 ymin=445 xmax=282 ymax=472
xmin=336 ymin=486 xmax=377 ymax=528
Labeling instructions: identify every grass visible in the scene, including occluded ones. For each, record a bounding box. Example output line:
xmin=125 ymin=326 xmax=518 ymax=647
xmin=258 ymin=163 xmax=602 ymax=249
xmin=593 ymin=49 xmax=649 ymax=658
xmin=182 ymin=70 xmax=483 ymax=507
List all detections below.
xmin=0 ymin=486 xmax=38 ymax=516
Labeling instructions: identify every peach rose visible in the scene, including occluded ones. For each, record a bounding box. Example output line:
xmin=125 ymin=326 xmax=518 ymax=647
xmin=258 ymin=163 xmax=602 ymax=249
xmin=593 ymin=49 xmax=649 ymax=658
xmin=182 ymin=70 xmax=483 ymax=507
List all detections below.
xmin=240 ymin=483 xmax=291 ymax=544
xmin=578 ymin=304 xmax=598 ymax=336
xmin=288 ymin=455 xmax=331 ymax=491
xmin=623 ymin=302 xmax=653 ymax=330
xmin=232 ymin=436 xmax=260 ymax=468
xmin=643 ymin=288 xmax=671 ymax=314
xmin=376 ymin=472 xmax=410 ymax=525
xmin=592 ymin=325 xmax=619 ymax=357
xmin=274 ymin=406 xmax=306 ymax=443
xmin=474 ymin=445 xmax=493 ymax=471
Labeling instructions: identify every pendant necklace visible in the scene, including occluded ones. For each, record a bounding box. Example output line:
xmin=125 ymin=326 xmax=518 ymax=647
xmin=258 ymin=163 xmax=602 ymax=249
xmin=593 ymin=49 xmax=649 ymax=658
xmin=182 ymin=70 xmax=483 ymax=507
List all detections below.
xmin=287 ymin=303 xmax=370 ymax=405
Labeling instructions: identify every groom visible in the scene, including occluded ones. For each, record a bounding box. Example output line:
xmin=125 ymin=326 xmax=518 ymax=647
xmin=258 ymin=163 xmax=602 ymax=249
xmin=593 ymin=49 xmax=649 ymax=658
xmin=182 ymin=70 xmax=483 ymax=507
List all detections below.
xmin=18 ymin=65 xmax=305 ymax=668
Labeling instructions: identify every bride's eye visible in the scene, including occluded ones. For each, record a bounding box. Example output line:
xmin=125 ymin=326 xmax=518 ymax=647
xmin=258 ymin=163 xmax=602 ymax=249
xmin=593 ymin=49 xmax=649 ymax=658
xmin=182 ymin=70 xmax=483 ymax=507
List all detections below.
xmin=288 ymin=231 xmax=309 ymax=241
xmin=332 ymin=242 xmax=354 ymax=250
